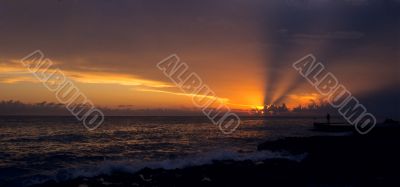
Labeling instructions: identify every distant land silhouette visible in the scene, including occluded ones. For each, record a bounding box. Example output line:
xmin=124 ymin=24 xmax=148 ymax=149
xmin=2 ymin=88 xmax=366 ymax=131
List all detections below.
xmin=0 ymin=100 xmax=342 ymax=117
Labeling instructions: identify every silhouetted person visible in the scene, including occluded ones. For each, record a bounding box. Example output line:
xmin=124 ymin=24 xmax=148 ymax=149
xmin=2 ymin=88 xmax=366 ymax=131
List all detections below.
xmin=326 ymin=113 xmax=331 ymax=124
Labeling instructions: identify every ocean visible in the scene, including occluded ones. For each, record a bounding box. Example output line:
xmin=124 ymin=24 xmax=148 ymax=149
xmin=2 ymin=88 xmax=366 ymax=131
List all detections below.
xmin=0 ymin=116 xmax=341 ymax=186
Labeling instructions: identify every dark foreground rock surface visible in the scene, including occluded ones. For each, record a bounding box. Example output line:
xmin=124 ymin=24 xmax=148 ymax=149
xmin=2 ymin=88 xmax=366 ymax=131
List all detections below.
xmin=33 ymin=126 xmax=400 ymax=187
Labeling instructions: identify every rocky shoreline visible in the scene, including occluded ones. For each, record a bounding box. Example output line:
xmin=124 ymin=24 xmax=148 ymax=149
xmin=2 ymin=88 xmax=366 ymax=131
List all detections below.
xmin=33 ymin=125 xmax=400 ymax=187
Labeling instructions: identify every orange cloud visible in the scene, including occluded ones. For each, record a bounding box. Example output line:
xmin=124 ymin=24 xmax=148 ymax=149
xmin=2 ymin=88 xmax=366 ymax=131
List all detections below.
xmin=0 ymin=61 xmax=173 ymax=88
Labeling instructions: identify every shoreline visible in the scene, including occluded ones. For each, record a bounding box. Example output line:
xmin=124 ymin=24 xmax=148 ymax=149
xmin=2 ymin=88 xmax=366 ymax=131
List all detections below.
xmin=32 ymin=125 xmax=400 ymax=187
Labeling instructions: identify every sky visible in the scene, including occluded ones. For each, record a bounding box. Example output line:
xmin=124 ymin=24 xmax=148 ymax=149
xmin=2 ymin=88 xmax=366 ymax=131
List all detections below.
xmin=0 ymin=0 xmax=399 ymax=117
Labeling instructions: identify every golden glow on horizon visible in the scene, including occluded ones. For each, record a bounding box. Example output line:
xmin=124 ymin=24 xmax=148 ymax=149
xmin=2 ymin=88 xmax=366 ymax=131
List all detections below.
xmin=286 ymin=93 xmax=322 ymax=109
xmin=1 ymin=50 xmax=388 ymax=112
xmin=0 ymin=60 xmax=326 ymax=110
xmin=0 ymin=61 xmax=268 ymax=109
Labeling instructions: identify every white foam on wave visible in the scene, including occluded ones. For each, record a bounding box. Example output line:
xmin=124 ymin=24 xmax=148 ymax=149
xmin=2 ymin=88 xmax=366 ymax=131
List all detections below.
xmin=51 ymin=150 xmax=307 ymax=182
